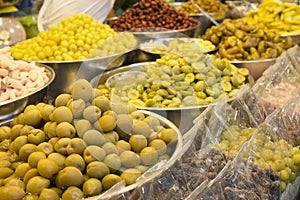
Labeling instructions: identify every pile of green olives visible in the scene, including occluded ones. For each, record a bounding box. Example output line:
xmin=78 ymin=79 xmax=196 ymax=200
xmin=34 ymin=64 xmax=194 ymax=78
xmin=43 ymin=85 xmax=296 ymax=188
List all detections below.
xmin=98 ymin=53 xmax=250 ymax=108
xmin=10 ymin=14 xmax=115 ymax=61
xmin=0 ymin=79 xmax=179 ymax=200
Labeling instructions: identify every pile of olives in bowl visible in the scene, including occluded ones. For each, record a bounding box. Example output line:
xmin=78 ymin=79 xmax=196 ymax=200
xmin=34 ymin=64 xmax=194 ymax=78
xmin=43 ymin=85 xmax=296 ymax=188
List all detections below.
xmin=0 ymin=79 xmax=182 ymax=200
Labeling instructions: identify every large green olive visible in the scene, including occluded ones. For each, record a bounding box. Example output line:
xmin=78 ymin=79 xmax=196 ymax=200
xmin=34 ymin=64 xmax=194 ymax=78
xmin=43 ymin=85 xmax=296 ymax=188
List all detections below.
xmin=0 ymin=168 xmax=14 ymax=179
xmin=10 ymin=124 xmax=24 ymax=141
xmin=26 ymin=176 xmax=50 ymax=195
xmin=120 ymin=168 xmax=142 ymax=185
xmin=158 ymin=128 xmax=178 ymax=144
xmin=102 ymin=174 xmax=122 ymax=190
xmin=83 ymin=129 xmax=107 ymax=146
xmin=37 ymin=158 xmax=59 ymax=179
xmin=19 ymin=143 xmax=37 ymax=162
xmin=28 ymin=151 xmax=47 ymax=168
xmin=5 ymin=178 xmax=25 ymax=190
xmin=14 ymin=163 xmax=31 ymax=179
xmin=36 ymin=142 xmax=54 ymax=156
xmin=115 ymin=114 xmax=133 ymax=137
xmin=82 ymin=178 xmax=102 ymax=196
xmin=66 ymin=138 xmax=86 ymax=155
xmin=149 ymin=139 xmax=167 ymax=155
xmin=27 ymin=129 xmax=46 ymax=144
xmin=0 ymin=185 xmax=25 ymax=200
xmin=120 ymin=150 xmax=141 ymax=168
xmin=96 ymin=115 xmax=116 ymax=132
xmin=23 ymin=108 xmax=42 ymax=127
xmin=55 ymin=122 xmax=76 ymax=138
xmin=0 ymin=126 xmax=11 ymax=141
xmin=64 ymin=154 xmax=85 ymax=172
xmin=39 ymin=104 xmax=55 ymax=122
xmin=74 ymin=119 xmax=92 ymax=138
xmin=83 ymin=105 xmax=102 ymax=123
xmin=71 ymin=79 xmax=93 ymax=102
xmin=132 ymin=121 xmax=152 ymax=138
xmin=55 ymin=166 xmax=84 ymax=188
xmin=55 ymin=93 xmax=72 ymax=107
xmin=86 ymin=161 xmax=109 ymax=179
xmin=23 ymin=168 xmax=39 ymax=185
xmin=104 ymin=131 xmax=119 ymax=144
xmin=84 ymin=145 xmax=106 ymax=163
xmin=61 ymin=186 xmax=84 ymax=200
xmin=54 ymin=138 xmax=71 ymax=155
xmin=49 ymin=106 xmax=73 ymax=123
xmin=43 ymin=121 xmax=57 ymax=138
xmin=39 ymin=188 xmax=60 ymax=200
xmin=129 ymin=135 xmax=147 ymax=153
xmin=47 ymin=153 xmax=66 ymax=171
xmin=140 ymin=147 xmax=158 ymax=166
xmin=115 ymin=140 xmax=131 ymax=153
xmin=102 ymin=142 xmax=119 ymax=155
xmin=92 ymin=95 xmax=111 ymax=112
xmin=23 ymin=194 xmax=39 ymax=200
xmin=9 ymin=135 xmax=28 ymax=153
xmin=67 ymin=99 xmax=86 ymax=119
xmin=104 ymin=153 xmax=121 ymax=172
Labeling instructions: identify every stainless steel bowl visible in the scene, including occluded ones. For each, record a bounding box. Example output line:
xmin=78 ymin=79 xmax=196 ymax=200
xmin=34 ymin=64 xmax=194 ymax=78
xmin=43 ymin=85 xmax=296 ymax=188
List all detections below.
xmin=170 ymin=2 xmax=226 ymax=35
xmin=230 ymin=58 xmax=276 ymax=80
xmin=91 ymin=63 xmax=211 ymax=134
xmin=37 ymin=50 xmax=136 ymax=99
xmin=0 ymin=63 xmax=55 ymax=122
xmin=281 ymin=34 xmax=300 ymax=45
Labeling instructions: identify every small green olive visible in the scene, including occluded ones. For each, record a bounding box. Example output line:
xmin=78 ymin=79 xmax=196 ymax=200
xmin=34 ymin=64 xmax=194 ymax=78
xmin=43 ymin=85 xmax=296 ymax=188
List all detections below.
xmin=28 ymin=151 xmax=47 ymax=168
xmin=55 ymin=122 xmax=76 ymax=138
xmin=102 ymin=174 xmax=122 ymax=190
xmin=23 ymin=168 xmax=39 ymax=185
xmin=120 ymin=150 xmax=141 ymax=168
xmin=84 ymin=145 xmax=106 ymax=163
xmin=47 ymin=153 xmax=66 ymax=171
xmin=64 ymin=154 xmax=85 ymax=172
xmin=140 ymin=147 xmax=158 ymax=166
xmin=66 ymin=138 xmax=86 ymax=155
xmin=82 ymin=178 xmax=102 ymax=196
xmin=55 ymin=166 xmax=84 ymax=188
xmin=37 ymin=158 xmax=59 ymax=179
xmin=26 ymin=176 xmax=50 ymax=195
xmin=86 ymin=161 xmax=109 ymax=179
xmin=120 ymin=168 xmax=142 ymax=185
xmin=104 ymin=153 xmax=121 ymax=172
xmin=0 ymin=185 xmax=25 ymax=200
xmin=39 ymin=188 xmax=60 ymax=200
xmin=129 ymin=135 xmax=147 ymax=153
xmin=14 ymin=163 xmax=31 ymax=179
xmin=61 ymin=186 xmax=84 ymax=200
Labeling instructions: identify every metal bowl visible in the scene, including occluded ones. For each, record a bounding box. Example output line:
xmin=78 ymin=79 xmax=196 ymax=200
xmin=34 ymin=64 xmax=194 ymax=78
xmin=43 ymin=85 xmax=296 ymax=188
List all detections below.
xmin=136 ymin=37 xmax=218 ymax=63
xmin=91 ymin=63 xmax=212 ymax=134
xmin=280 ymin=34 xmax=300 ymax=45
xmin=170 ymin=2 xmax=226 ymax=35
xmin=230 ymin=58 xmax=276 ymax=80
xmin=0 ymin=63 xmax=55 ymax=122
xmin=87 ymin=110 xmax=183 ymax=200
xmin=37 ymin=50 xmax=136 ymax=99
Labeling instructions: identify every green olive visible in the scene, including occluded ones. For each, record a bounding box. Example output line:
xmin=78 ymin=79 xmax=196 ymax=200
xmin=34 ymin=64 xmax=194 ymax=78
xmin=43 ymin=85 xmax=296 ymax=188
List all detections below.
xmin=0 ymin=186 xmax=25 ymax=200
xmin=158 ymin=128 xmax=178 ymax=144
xmin=64 ymin=154 xmax=85 ymax=172
xmin=82 ymin=178 xmax=102 ymax=196
xmin=28 ymin=151 xmax=47 ymax=168
xmin=72 ymin=79 xmax=93 ymax=102
xmin=140 ymin=147 xmax=158 ymax=166
xmin=55 ymin=93 xmax=72 ymax=107
xmin=102 ymin=174 xmax=122 ymax=190
xmin=103 ymin=131 xmax=119 ymax=144
xmin=83 ymin=105 xmax=102 ymax=123
xmin=54 ymin=138 xmax=71 ymax=155
xmin=66 ymin=138 xmax=86 ymax=155
xmin=132 ymin=121 xmax=152 ymax=138
xmin=19 ymin=125 xmax=35 ymax=136
xmin=23 ymin=168 xmax=39 ymax=185
xmin=149 ymin=139 xmax=167 ymax=156
xmin=26 ymin=176 xmax=50 ymax=195
xmin=9 ymin=135 xmax=28 ymax=153
xmin=0 ymin=168 xmax=14 ymax=179
xmin=44 ymin=121 xmax=57 ymax=138
xmin=92 ymin=95 xmax=111 ymax=112
xmin=86 ymin=161 xmax=109 ymax=179
xmin=115 ymin=140 xmax=131 ymax=153
xmin=74 ymin=119 xmax=92 ymax=138
xmin=14 ymin=163 xmax=31 ymax=179
xmin=120 ymin=150 xmax=141 ymax=168
xmin=55 ymin=166 xmax=84 ymax=188
xmin=23 ymin=108 xmax=42 ymax=127
xmin=104 ymin=153 xmax=121 ymax=172
xmin=55 ymin=122 xmax=76 ymax=138
xmin=10 ymin=124 xmax=24 ymax=141
xmin=144 ymin=116 xmax=161 ymax=131
xmin=36 ymin=142 xmax=54 ymax=156
xmin=27 ymin=129 xmax=46 ymax=144
xmin=120 ymin=168 xmax=142 ymax=185
xmin=84 ymin=145 xmax=106 ymax=163
xmin=61 ymin=186 xmax=84 ymax=200
xmin=116 ymin=114 xmax=133 ymax=138
xmin=37 ymin=158 xmax=59 ymax=179
xmin=97 ymin=115 xmax=116 ymax=132
xmin=49 ymin=106 xmax=73 ymax=123
xmin=39 ymin=188 xmax=60 ymax=200
xmin=19 ymin=143 xmax=37 ymax=162
xmin=23 ymin=194 xmax=39 ymax=200
xmin=5 ymin=178 xmax=25 ymax=190
xmin=102 ymin=142 xmax=119 ymax=155
xmin=0 ymin=126 xmax=11 ymax=141
xmin=40 ymin=104 xmax=55 ymax=122
xmin=48 ymin=153 xmax=66 ymax=171
xmin=82 ymin=129 xmax=107 ymax=146
xmin=129 ymin=135 xmax=147 ymax=153
xmin=48 ymin=137 xmax=59 ymax=149
xmin=130 ymin=111 xmax=145 ymax=120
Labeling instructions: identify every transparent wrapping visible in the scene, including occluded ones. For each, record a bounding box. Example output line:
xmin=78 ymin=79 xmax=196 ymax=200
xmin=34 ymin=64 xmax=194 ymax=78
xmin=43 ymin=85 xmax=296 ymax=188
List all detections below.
xmin=252 ymin=45 xmax=300 ymax=116
xmin=188 ymin=93 xmax=300 ymax=200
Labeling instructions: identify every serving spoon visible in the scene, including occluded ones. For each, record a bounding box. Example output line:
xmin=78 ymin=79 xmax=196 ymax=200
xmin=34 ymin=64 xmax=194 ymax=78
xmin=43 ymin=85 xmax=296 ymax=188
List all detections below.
xmin=190 ymin=0 xmax=220 ymax=27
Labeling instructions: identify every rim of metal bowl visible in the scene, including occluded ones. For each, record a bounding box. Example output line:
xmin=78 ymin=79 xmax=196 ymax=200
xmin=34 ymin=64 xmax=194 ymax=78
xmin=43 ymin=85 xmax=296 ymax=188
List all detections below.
xmin=31 ymin=47 xmax=137 ymax=64
xmin=92 ymin=62 xmax=226 ymax=111
xmin=85 ymin=109 xmax=183 ymax=199
xmin=229 ymin=57 xmax=277 ymax=64
xmin=129 ymin=21 xmax=201 ymax=36
xmin=0 ymin=63 xmax=55 ymax=107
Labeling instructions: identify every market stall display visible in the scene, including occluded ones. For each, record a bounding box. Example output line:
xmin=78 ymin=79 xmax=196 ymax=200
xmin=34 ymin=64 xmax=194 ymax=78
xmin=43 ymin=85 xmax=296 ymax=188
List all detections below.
xmin=0 ymin=79 xmax=182 ymax=200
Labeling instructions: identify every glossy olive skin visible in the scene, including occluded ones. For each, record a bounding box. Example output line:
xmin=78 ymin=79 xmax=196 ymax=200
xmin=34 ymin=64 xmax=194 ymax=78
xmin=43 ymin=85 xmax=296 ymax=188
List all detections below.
xmin=61 ymin=186 xmax=84 ymax=200
xmin=55 ymin=166 xmax=84 ymax=188
xmin=82 ymin=178 xmax=102 ymax=196
xmin=102 ymin=174 xmax=122 ymax=190
xmin=37 ymin=158 xmax=59 ymax=179
xmin=26 ymin=176 xmax=50 ymax=195
xmin=39 ymin=188 xmax=60 ymax=200
xmin=0 ymin=185 xmax=25 ymax=200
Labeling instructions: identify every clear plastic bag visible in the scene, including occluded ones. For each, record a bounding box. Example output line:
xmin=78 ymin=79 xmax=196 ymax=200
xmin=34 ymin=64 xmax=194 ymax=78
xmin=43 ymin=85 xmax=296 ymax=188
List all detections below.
xmin=189 ymin=93 xmax=300 ymax=200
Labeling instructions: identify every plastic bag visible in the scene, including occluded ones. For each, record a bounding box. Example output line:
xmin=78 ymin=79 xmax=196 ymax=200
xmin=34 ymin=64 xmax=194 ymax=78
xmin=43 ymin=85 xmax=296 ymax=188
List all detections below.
xmin=189 ymin=94 xmax=300 ymax=200
xmin=252 ymin=45 xmax=300 ymax=116
xmin=37 ymin=0 xmax=115 ymax=31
